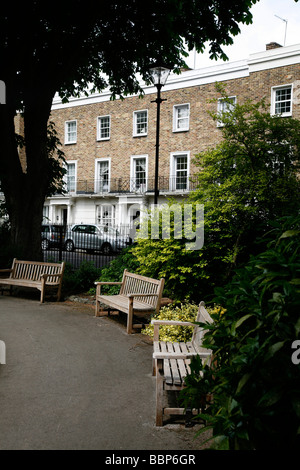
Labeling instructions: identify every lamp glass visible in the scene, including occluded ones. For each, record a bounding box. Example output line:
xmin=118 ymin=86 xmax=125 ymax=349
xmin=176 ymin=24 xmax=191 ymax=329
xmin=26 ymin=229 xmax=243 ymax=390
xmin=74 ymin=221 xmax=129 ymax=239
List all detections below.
xmin=149 ymin=66 xmax=170 ymax=86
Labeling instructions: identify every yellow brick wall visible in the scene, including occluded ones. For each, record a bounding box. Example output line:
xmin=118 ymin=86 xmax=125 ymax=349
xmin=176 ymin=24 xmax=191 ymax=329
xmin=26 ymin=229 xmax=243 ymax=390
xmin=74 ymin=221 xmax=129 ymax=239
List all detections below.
xmin=49 ymin=63 xmax=300 ymax=183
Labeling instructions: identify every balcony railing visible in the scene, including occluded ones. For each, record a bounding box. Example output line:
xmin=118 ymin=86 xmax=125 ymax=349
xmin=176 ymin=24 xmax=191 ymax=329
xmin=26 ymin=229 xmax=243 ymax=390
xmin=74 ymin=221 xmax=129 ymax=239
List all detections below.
xmin=62 ymin=175 xmax=198 ymax=196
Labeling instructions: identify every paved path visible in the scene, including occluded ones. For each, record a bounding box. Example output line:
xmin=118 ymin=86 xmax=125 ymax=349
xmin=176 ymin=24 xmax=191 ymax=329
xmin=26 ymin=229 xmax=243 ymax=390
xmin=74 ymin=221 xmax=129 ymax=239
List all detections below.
xmin=0 ymin=295 xmax=206 ymax=451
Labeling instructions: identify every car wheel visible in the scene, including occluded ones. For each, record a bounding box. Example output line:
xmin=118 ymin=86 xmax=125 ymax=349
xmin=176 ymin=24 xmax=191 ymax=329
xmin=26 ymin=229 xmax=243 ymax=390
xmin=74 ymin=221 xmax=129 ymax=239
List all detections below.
xmin=102 ymin=242 xmax=112 ymax=255
xmin=41 ymin=239 xmax=49 ymax=250
xmin=65 ymin=240 xmax=74 ymax=252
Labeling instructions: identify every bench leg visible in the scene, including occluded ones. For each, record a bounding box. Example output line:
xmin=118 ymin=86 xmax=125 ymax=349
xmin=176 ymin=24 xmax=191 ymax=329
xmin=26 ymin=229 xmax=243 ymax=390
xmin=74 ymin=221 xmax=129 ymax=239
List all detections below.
xmin=95 ymin=300 xmax=109 ymax=317
xmin=40 ymin=281 xmax=45 ymax=303
xmin=185 ymin=407 xmax=193 ymax=427
xmin=95 ymin=299 xmax=102 ymax=317
xmin=0 ymin=340 xmax=6 ymax=364
xmin=156 ymin=359 xmax=164 ymax=426
xmin=57 ymin=284 xmax=62 ymax=302
xmin=152 ymin=358 xmax=157 ymax=376
xmin=127 ymin=298 xmax=134 ymax=334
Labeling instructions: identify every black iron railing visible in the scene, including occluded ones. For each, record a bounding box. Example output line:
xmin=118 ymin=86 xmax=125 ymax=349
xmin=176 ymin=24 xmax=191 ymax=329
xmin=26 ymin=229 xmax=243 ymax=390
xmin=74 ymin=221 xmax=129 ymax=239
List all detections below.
xmin=42 ymin=223 xmax=133 ymax=269
xmin=63 ymin=175 xmax=198 ymax=196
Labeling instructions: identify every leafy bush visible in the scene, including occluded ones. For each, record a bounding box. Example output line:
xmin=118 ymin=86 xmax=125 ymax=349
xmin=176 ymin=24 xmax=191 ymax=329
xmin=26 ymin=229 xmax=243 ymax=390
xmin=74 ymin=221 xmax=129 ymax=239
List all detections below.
xmin=132 ymin=231 xmax=206 ymax=302
xmin=91 ymin=246 xmax=139 ymax=295
xmin=62 ymin=260 xmax=101 ymax=296
xmin=181 ymin=215 xmax=300 ymax=450
xmin=142 ymin=302 xmax=199 ymax=342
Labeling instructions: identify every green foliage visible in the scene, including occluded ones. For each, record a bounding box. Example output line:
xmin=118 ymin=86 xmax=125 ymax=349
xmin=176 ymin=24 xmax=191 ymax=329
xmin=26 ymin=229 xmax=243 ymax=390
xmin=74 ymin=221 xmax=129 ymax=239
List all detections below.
xmin=62 ymin=260 xmax=101 ymax=296
xmin=181 ymin=215 xmax=300 ymax=450
xmin=45 ymin=121 xmax=66 ymax=197
xmin=132 ymin=230 xmax=206 ymax=302
xmin=191 ymin=96 xmax=300 ymax=276
xmin=142 ymin=302 xmax=199 ymax=342
xmin=91 ymin=246 xmax=139 ymax=295
xmin=132 ymin=96 xmax=300 ymax=303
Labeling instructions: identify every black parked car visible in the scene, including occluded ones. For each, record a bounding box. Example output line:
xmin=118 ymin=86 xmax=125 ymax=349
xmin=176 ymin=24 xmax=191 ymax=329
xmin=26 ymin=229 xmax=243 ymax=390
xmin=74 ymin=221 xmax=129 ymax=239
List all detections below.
xmin=41 ymin=225 xmax=65 ymax=250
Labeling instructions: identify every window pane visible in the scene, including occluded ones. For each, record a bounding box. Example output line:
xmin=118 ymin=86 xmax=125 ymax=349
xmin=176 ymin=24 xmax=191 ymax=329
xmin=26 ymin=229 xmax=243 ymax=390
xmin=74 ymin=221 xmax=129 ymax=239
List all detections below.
xmin=217 ymin=97 xmax=236 ymax=126
xmin=67 ymin=121 xmax=77 ymax=142
xmin=175 ymin=105 xmax=189 ymax=130
xmin=134 ymin=158 xmax=146 ymax=189
xmin=135 ymin=111 xmax=147 ymax=134
xmin=97 ymin=161 xmax=109 ymax=192
xmin=175 ymin=155 xmax=187 ymax=190
xmin=67 ymin=163 xmax=75 ymax=191
xmin=97 ymin=204 xmax=115 ymax=226
xmin=275 ymin=87 xmax=291 ymax=114
xmin=98 ymin=116 xmax=110 ymax=139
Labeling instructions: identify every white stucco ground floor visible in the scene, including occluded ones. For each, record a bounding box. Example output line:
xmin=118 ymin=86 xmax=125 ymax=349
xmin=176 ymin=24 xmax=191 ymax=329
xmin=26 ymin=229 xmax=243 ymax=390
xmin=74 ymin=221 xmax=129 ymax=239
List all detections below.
xmin=43 ymin=191 xmax=189 ymax=235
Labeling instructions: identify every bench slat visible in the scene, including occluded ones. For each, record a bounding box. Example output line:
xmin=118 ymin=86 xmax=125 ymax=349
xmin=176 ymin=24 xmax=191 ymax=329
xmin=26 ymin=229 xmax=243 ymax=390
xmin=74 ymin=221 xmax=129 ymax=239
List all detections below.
xmin=173 ymin=343 xmax=188 ymax=382
xmin=161 ymin=343 xmax=173 ymax=385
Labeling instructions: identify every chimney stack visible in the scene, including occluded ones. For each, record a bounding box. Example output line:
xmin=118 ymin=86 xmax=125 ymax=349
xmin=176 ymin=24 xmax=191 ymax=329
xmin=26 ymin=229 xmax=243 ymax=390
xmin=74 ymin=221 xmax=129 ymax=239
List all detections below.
xmin=266 ymin=42 xmax=283 ymax=50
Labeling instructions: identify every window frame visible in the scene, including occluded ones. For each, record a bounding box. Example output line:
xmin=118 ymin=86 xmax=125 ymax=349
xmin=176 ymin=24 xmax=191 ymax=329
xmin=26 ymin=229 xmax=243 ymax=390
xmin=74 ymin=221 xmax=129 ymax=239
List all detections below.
xmin=170 ymin=151 xmax=190 ymax=192
xmin=64 ymin=160 xmax=77 ymax=193
xmin=217 ymin=96 xmax=236 ymax=127
xmin=64 ymin=120 xmax=77 ymax=144
xmin=97 ymin=115 xmax=111 ymax=141
xmin=130 ymin=155 xmax=148 ymax=192
xmin=271 ymin=84 xmax=293 ymax=117
xmin=133 ymin=110 xmax=148 ymax=137
xmin=94 ymin=158 xmax=111 ymax=193
xmin=173 ymin=103 xmax=190 ymax=132
xmin=96 ymin=204 xmax=115 ymax=226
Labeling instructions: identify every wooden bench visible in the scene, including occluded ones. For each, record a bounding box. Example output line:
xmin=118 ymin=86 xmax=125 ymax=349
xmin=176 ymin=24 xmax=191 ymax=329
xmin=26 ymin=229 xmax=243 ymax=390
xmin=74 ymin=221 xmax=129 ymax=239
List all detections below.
xmin=0 ymin=258 xmax=65 ymax=303
xmin=95 ymin=269 xmax=165 ymax=334
xmin=152 ymin=301 xmax=213 ymax=426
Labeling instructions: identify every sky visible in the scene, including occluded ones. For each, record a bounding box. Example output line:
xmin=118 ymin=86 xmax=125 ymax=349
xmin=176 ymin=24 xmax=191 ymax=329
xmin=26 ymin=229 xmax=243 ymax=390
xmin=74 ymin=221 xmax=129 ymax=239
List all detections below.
xmin=186 ymin=0 xmax=300 ymax=69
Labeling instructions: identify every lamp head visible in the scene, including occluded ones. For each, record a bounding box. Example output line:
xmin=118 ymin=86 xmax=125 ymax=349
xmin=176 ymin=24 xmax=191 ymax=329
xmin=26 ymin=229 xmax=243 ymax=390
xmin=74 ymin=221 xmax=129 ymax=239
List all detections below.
xmin=149 ymin=66 xmax=170 ymax=87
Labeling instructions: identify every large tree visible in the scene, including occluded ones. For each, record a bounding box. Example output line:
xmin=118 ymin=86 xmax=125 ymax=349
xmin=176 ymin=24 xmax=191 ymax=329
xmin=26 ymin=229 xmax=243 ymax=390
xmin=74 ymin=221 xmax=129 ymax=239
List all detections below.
xmin=0 ymin=0 xmax=266 ymax=260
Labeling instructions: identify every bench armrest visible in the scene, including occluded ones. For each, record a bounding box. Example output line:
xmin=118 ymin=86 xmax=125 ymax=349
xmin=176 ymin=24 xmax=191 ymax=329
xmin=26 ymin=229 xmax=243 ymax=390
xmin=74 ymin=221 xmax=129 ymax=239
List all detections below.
xmin=41 ymin=273 xmax=63 ymax=282
xmin=0 ymin=268 xmax=13 ymax=273
xmin=152 ymin=319 xmax=195 ymax=342
xmin=152 ymin=319 xmax=194 ymax=326
xmin=95 ymin=281 xmax=123 ymax=296
xmin=153 ymin=351 xmax=211 ymax=360
xmin=95 ymin=282 xmax=123 ymax=285
xmin=128 ymin=293 xmax=159 ymax=298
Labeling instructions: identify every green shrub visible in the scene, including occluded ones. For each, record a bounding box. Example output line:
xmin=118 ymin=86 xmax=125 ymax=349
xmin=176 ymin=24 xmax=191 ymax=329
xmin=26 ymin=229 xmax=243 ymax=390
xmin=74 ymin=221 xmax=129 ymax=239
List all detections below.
xmin=62 ymin=260 xmax=101 ymax=296
xmin=90 ymin=246 xmax=139 ymax=295
xmin=181 ymin=215 xmax=300 ymax=450
xmin=142 ymin=302 xmax=199 ymax=342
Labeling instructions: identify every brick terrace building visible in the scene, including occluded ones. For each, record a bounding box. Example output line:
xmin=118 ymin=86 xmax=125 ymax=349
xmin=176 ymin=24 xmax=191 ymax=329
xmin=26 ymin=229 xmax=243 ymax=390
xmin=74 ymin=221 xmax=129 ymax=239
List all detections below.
xmin=44 ymin=42 xmax=300 ymax=231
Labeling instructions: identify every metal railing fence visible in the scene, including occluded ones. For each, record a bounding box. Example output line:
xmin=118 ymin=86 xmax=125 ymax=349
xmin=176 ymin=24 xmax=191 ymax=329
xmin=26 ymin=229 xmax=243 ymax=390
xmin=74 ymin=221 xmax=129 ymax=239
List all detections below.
xmin=42 ymin=223 xmax=133 ymax=269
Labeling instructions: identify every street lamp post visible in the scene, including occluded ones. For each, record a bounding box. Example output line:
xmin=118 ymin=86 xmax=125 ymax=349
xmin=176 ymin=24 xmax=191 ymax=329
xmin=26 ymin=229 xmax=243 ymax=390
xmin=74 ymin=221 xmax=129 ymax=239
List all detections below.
xmin=149 ymin=66 xmax=170 ymax=205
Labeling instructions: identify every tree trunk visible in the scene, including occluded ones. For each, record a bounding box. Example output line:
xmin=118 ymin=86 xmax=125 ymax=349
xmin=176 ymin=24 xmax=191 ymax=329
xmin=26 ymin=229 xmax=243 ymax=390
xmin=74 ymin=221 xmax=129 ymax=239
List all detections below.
xmin=0 ymin=80 xmax=55 ymax=261
xmin=7 ymin=180 xmax=46 ymax=261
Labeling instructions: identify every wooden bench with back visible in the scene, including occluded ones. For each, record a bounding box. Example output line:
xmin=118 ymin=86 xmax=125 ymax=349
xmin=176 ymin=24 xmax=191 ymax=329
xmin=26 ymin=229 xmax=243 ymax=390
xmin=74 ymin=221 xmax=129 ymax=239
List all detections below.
xmin=152 ymin=301 xmax=213 ymax=426
xmin=95 ymin=269 xmax=165 ymax=334
xmin=0 ymin=258 xmax=65 ymax=303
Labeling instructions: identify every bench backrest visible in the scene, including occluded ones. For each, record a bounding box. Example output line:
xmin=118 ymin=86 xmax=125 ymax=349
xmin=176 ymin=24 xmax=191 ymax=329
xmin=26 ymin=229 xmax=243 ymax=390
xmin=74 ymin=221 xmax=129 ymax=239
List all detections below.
xmin=120 ymin=269 xmax=164 ymax=312
xmin=192 ymin=301 xmax=213 ymax=354
xmin=11 ymin=259 xmax=64 ymax=283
